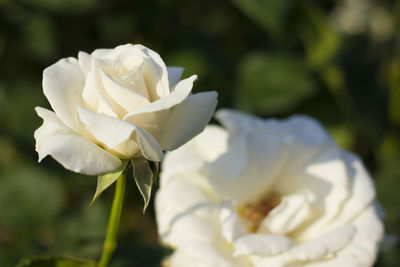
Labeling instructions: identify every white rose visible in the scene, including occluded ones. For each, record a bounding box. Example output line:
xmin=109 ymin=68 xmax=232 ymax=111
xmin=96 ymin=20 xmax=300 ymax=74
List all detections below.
xmin=34 ymin=44 xmax=217 ymax=175
xmin=155 ymin=109 xmax=384 ymax=267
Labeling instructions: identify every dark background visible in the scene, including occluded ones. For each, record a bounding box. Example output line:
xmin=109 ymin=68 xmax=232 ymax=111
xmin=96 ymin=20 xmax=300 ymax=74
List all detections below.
xmin=0 ymin=0 xmax=399 ymax=266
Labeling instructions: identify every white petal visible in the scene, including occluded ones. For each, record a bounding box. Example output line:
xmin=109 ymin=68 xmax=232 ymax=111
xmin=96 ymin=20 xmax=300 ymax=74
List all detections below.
xmin=190 ymin=125 xmax=229 ymax=162
xmin=167 ymin=66 xmax=184 ymax=88
xmin=156 ymin=175 xmax=214 ymax=216
xmin=91 ymin=48 xmax=114 ymax=59
xmin=123 ymin=75 xmax=197 ymax=120
xmin=82 ymin=65 xmax=120 ymax=117
xmin=156 ymin=176 xmax=217 ymax=240
xmin=78 ymin=51 xmax=92 ymax=76
xmin=123 ymin=110 xmax=169 ymax=141
xmin=34 ymin=107 xmax=70 ymax=148
xmin=284 ymin=115 xmax=333 ymax=146
xmin=254 ymin=254 xmax=289 ymax=267
xmin=34 ymin=107 xmax=121 ymax=175
xmin=305 ymin=207 xmax=383 ymax=267
xmin=77 ymin=106 xmax=136 ymax=148
xmin=102 ymin=44 xmax=135 ymax=59
xmin=38 ymin=134 xmax=121 ymax=175
xmin=101 ymin=44 xmax=169 ymax=101
xmin=160 ymin=91 xmax=218 ymax=151
xmin=77 ymin=107 xmax=163 ymax=161
xmin=160 ymin=125 xmax=228 ymax=186
xmin=233 ymin=234 xmax=293 ymax=257
xmin=306 ymin=150 xmax=349 ymax=203
xmin=209 ymin=109 xmax=288 ymax=204
xmin=259 ymin=192 xmax=311 ymax=235
xmin=42 ymin=57 xmax=85 ymax=130
xmin=165 ymin=212 xmax=222 ymax=246
xmin=215 ymin=109 xmax=257 ymax=133
xmin=292 ymin=147 xmax=351 ymax=239
xmin=320 ymin=225 xmax=356 ymax=253
xmin=330 ymin=151 xmax=376 ymax=226
xmin=135 ymin=44 xmax=170 ymax=99
xmin=288 ymin=225 xmax=355 ymax=262
xmin=167 ymin=251 xmax=211 ymax=267
xmin=352 ymin=204 xmax=384 ymax=243
xmin=218 ymin=201 xmax=246 ymax=243
xmin=113 ymin=59 xmax=150 ymax=100
xmin=99 ymin=68 xmax=150 ymax=113
xmin=254 ymin=225 xmax=357 ymax=266
xmin=173 ymin=240 xmax=252 ymax=267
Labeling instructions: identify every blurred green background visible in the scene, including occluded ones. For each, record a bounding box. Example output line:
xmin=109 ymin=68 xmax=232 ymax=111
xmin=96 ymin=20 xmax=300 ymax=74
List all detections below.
xmin=0 ymin=0 xmax=399 ymax=266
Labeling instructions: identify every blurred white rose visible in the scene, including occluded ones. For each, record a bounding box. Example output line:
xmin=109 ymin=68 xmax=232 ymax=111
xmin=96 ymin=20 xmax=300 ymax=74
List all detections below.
xmin=156 ymin=109 xmax=384 ymax=267
xmin=34 ymin=44 xmax=217 ymax=175
xmin=330 ymin=0 xmax=394 ymax=42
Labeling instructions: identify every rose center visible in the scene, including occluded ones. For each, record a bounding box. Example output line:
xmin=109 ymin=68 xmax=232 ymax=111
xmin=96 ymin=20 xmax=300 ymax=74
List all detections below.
xmin=236 ymin=194 xmax=281 ymax=233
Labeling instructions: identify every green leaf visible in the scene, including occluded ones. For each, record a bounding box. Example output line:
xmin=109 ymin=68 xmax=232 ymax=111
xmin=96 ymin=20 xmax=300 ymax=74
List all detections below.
xmin=235 ymin=52 xmax=315 ymax=114
xmin=231 ymin=0 xmax=292 ymax=38
xmin=327 ymin=124 xmax=354 ymax=150
xmin=388 ymin=58 xmax=400 ymax=126
xmin=19 ymin=0 xmax=98 ymax=14
xmin=131 ymin=159 xmax=154 ymax=213
xmin=166 ymin=49 xmax=208 ymax=78
xmin=16 ymin=256 xmax=96 ymax=267
xmin=296 ymin=2 xmax=342 ymax=69
xmin=0 ymin=164 xmax=65 ymax=229
xmin=89 ymin=161 xmax=128 ymax=207
xmin=23 ymin=14 xmax=57 ymax=60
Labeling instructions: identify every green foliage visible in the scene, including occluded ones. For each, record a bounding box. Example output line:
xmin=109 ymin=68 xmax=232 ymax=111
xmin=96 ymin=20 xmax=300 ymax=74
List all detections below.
xmin=23 ymin=14 xmax=57 ymax=60
xmin=17 ymin=256 xmax=95 ymax=267
xmin=231 ymin=0 xmax=291 ymax=38
xmin=235 ymin=52 xmax=315 ymax=114
xmin=387 ymin=58 xmax=400 ymax=126
xmin=19 ymin=0 xmax=99 ymax=14
xmin=167 ymin=49 xmax=209 ymax=79
xmin=297 ymin=2 xmax=342 ymax=69
xmin=0 ymin=164 xmax=65 ymax=229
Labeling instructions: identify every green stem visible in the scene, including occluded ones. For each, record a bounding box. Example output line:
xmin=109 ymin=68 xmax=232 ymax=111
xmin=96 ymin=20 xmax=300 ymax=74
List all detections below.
xmin=98 ymin=173 xmax=126 ymax=267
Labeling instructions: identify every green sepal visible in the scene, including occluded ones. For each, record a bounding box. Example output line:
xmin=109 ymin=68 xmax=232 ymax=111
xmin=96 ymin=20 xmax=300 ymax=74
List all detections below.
xmin=89 ymin=160 xmax=128 ymax=208
xmin=131 ymin=159 xmax=158 ymax=213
